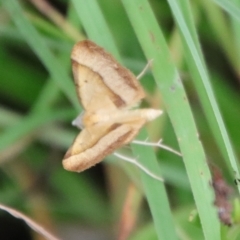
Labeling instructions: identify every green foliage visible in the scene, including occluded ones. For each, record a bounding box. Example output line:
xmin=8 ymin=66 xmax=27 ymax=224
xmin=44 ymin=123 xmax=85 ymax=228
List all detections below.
xmin=0 ymin=0 xmax=240 ymax=239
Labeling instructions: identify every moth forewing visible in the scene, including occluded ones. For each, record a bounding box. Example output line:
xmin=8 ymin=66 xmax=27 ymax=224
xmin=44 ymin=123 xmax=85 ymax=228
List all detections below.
xmin=63 ymin=120 xmax=146 ymax=172
xmin=71 ymin=40 xmax=145 ymax=108
xmin=72 ymin=61 xmax=120 ymax=111
xmin=63 ymin=40 xmax=163 ymax=173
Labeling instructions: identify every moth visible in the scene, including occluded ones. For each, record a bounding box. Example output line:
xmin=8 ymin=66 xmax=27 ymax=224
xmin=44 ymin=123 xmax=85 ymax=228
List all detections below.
xmin=63 ymin=40 xmax=162 ymax=172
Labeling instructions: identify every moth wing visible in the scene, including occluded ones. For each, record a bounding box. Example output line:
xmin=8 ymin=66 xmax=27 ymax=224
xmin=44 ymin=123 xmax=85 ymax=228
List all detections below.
xmin=73 ymin=63 xmax=119 ymax=111
xmin=72 ymin=61 xmax=120 ymax=112
xmin=71 ymin=40 xmax=145 ymax=110
xmin=62 ymin=119 xmax=146 ymax=172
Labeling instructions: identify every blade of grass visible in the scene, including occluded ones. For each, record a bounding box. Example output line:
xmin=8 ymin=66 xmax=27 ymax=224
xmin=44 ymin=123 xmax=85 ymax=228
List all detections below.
xmin=0 ymin=106 xmax=77 ymax=163
xmin=29 ymin=0 xmax=83 ymax=41
xmin=2 ymin=0 xmax=80 ymax=110
xmin=71 ymin=0 xmax=119 ymax=58
xmin=213 ymin=0 xmax=240 ymax=22
xmin=167 ymin=1 xmax=240 ymax=185
xmin=71 ymin=0 xmax=178 ymax=239
xmin=231 ymin=1 xmax=240 ymax=73
xmin=1 ymin=0 xmax=84 ymax=158
xmin=0 ymin=107 xmax=75 ymax=153
xmin=30 ymin=80 xmax=60 ymax=115
xmin=121 ymin=0 xmax=220 ymax=239
xmin=198 ymin=0 xmax=239 ymax=72
xmin=0 ymin=204 xmax=60 ymax=240
xmin=0 ymin=55 xmax=75 ymax=161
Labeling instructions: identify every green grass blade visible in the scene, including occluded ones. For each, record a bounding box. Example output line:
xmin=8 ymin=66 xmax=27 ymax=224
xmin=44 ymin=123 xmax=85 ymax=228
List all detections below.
xmin=71 ymin=0 xmax=120 ymax=59
xmin=121 ymin=0 xmax=220 ymax=239
xmin=71 ymin=0 xmax=178 ymax=239
xmin=0 ymin=108 xmax=75 ymax=152
xmin=231 ymin=5 xmax=240 ymax=69
xmin=131 ymin=129 xmax=178 ymax=240
xmin=2 ymin=0 xmax=79 ymax=110
xmin=167 ymin=1 xmax=239 ymax=183
xmin=213 ymin=0 xmax=240 ymax=22
xmin=199 ymin=0 xmax=238 ymax=70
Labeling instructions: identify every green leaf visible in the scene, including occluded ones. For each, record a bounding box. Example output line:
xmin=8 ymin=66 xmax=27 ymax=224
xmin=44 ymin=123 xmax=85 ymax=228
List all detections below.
xmin=121 ymin=0 xmax=220 ymax=239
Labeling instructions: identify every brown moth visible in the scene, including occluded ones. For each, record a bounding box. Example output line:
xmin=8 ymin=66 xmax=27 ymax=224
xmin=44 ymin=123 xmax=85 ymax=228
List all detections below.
xmin=62 ymin=40 xmax=162 ymax=172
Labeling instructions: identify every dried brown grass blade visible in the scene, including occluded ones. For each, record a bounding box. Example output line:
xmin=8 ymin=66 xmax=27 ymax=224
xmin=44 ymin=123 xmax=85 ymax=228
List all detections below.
xmin=0 ymin=204 xmax=60 ymax=240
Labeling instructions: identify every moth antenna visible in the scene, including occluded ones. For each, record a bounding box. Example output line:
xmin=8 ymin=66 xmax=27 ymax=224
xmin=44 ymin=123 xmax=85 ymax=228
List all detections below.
xmin=113 ymin=152 xmax=164 ymax=182
xmin=132 ymin=139 xmax=182 ymax=157
xmin=137 ymin=59 xmax=154 ymax=80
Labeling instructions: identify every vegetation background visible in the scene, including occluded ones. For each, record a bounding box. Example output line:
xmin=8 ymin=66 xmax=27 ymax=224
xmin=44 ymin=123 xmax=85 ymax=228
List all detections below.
xmin=0 ymin=0 xmax=240 ymax=239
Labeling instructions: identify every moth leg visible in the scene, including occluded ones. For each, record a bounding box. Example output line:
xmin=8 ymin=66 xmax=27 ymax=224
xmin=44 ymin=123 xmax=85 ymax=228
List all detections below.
xmin=113 ymin=152 xmax=163 ymax=182
xmin=132 ymin=139 xmax=182 ymax=156
xmin=137 ymin=59 xmax=154 ymax=80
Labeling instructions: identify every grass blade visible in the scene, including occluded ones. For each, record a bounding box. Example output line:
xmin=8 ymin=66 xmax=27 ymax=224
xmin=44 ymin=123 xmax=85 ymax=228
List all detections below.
xmin=167 ymin=1 xmax=239 ymax=185
xmin=71 ymin=0 xmax=178 ymax=239
xmin=121 ymin=0 xmax=220 ymax=239
xmin=213 ymin=0 xmax=240 ymax=22
xmin=2 ymin=0 xmax=79 ymax=110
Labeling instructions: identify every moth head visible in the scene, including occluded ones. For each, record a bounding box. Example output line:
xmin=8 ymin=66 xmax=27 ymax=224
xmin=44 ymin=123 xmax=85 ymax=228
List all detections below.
xmin=72 ymin=111 xmax=85 ymax=129
xmin=145 ymin=109 xmax=163 ymax=121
